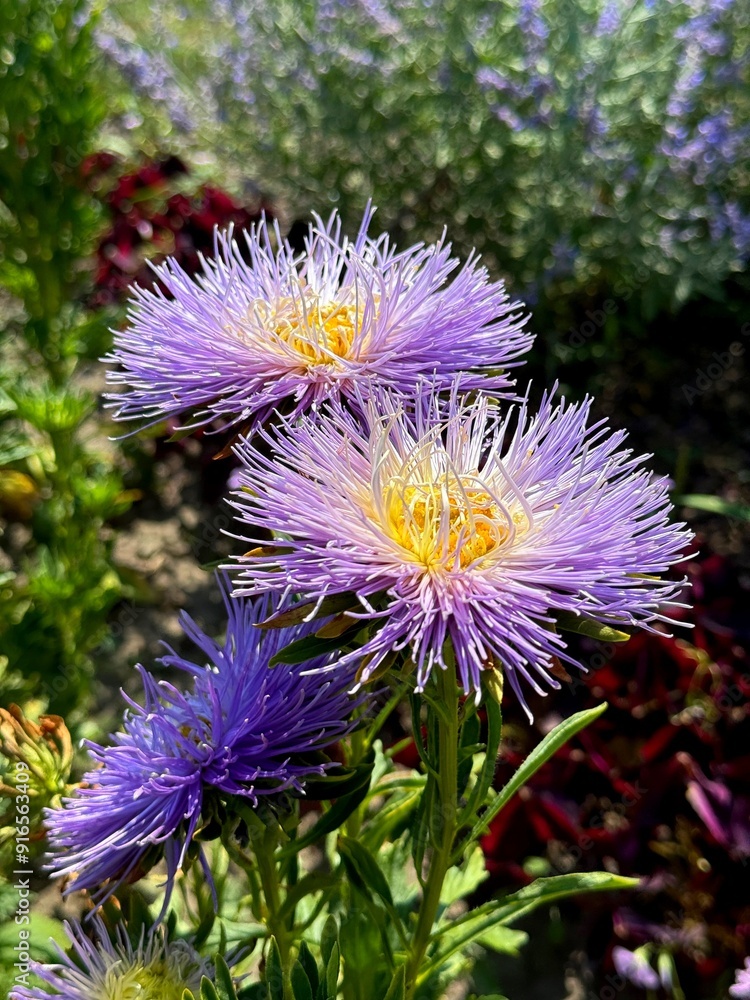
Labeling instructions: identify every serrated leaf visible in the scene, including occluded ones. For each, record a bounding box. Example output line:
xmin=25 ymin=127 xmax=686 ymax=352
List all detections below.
xmin=440 ymin=845 xmax=489 ymax=906
xmin=554 ymin=611 xmax=630 ymax=642
xmin=291 ymin=960 xmax=314 ymax=1000
xmin=457 ymin=703 xmax=608 ymax=859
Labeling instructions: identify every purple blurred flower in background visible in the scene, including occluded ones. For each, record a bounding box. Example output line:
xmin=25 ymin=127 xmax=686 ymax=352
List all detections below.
xmin=231 ymin=384 xmax=691 ymax=716
xmin=106 ymin=207 xmax=532 ymax=432
xmin=10 ymin=917 xmax=204 ymax=1000
xmin=46 ymin=581 xmax=363 ymax=905
xmin=612 ymin=945 xmax=660 ymax=990
xmin=731 ymin=958 xmax=750 ymax=999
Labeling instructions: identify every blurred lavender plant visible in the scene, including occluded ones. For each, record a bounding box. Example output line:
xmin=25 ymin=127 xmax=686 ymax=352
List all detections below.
xmin=96 ymin=0 xmax=749 ymax=332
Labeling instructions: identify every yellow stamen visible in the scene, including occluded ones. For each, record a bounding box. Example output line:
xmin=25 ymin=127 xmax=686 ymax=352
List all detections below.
xmin=248 ymin=290 xmax=366 ymax=364
xmin=99 ymin=960 xmax=187 ymax=1000
xmin=386 ymin=478 xmax=525 ymax=570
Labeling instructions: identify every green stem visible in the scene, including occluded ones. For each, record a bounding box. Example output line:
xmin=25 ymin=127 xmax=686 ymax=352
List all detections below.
xmin=405 ymin=665 xmax=459 ymax=998
xmin=255 ymin=832 xmax=294 ymax=1000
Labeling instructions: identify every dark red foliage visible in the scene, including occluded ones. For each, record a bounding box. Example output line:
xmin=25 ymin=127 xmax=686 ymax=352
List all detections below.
xmin=85 ymin=153 xmax=272 ymax=309
xmin=477 ymin=540 xmax=750 ymax=996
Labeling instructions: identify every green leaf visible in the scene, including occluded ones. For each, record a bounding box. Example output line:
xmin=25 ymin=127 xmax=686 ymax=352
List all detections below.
xmin=554 ymin=611 xmax=630 ymax=642
xmin=300 ymin=756 xmax=374 ymax=801
xmin=200 ymin=978 xmax=221 ymax=1000
xmin=459 ymin=690 xmax=502 ymax=827
xmin=476 ymin=925 xmax=528 ymax=955
xmin=320 ymin=915 xmax=338 ymax=971
xmin=425 ymin=872 xmax=638 ymax=979
xmin=457 ymin=711 xmax=481 ymax=798
xmin=279 ymin=769 xmax=373 ymax=858
xmin=339 ymin=836 xmax=394 ymax=908
xmin=277 ymin=871 xmax=340 ymax=924
xmin=257 ymin=592 xmax=365 ymax=629
xmin=266 ymin=939 xmax=284 ymax=1000
xmin=291 ymin=960 xmax=314 ymax=1000
xmin=678 ymin=493 xmax=750 ymax=522
xmin=326 ymin=941 xmax=340 ymax=998
xmin=440 ymin=845 xmax=489 ymax=906
xmin=268 ymin=629 xmax=362 ymax=666
xmin=457 ymin=703 xmax=608 ymax=860
xmin=213 ymin=957 xmax=238 ymax=1000
xmin=382 ymin=966 xmax=406 ymax=1000
xmin=297 ymin=941 xmax=319 ymax=997
xmin=183 ymin=992 xmax=197 ymax=1000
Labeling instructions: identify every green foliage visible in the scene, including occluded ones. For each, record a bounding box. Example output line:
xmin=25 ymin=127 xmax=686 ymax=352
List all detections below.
xmin=0 ymin=0 xmax=134 ymax=719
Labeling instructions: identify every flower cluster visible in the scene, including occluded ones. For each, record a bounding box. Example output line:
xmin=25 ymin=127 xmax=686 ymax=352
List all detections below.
xmin=46 ymin=579 xmax=364 ymax=906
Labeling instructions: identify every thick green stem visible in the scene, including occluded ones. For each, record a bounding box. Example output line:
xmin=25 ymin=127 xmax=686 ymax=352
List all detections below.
xmin=405 ymin=665 xmax=459 ymax=997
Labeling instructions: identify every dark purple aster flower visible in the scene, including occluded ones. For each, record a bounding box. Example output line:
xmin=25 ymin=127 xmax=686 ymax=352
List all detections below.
xmin=11 ymin=917 xmax=205 ymax=1000
xmin=230 ymin=383 xmax=691 ymax=718
xmin=105 ymin=207 xmax=532 ymax=432
xmin=46 ymin=580 xmax=363 ymax=904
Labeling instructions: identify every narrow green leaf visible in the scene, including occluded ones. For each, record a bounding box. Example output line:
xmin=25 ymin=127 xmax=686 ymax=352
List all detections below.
xmin=182 ymin=992 xmax=196 ymax=1000
xmin=678 ymin=493 xmax=750 ymax=522
xmin=291 ymin=961 xmax=314 ymax=1000
xmin=269 ymin=629 xmax=362 ymax=666
xmin=457 ymin=703 xmax=608 ymax=861
xmin=457 ymin=712 xmax=481 ymax=798
xmin=279 ymin=784 xmax=371 ymax=860
xmin=266 ymin=939 xmax=284 ymax=1000
xmin=277 ymin=871 xmax=340 ymax=924
xmin=554 ymin=611 xmax=630 ymax=642
xmin=297 ymin=941 xmax=319 ymax=997
xmin=320 ymin=915 xmax=338 ymax=971
xmin=200 ymin=978 xmax=221 ymax=1000
xmin=213 ymin=957 xmax=238 ymax=1000
xmin=424 ymin=872 xmax=638 ymax=980
xmin=326 ymin=942 xmax=340 ymax=998
xmin=382 ymin=966 xmax=406 ymax=1000
xmin=257 ymin=593 xmax=364 ymax=629
xmin=339 ymin=836 xmax=394 ymax=907
xmin=459 ymin=690 xmax=502 ymax=826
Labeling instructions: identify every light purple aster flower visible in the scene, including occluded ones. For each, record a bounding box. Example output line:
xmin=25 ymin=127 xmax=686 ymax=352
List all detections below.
xmin=612 ymin=945 xmax=660 ymax=991
xmin=731 ymin=957 xmax=750 ymax=999
xmin=11 ymin=917 xmax=204 ymax=1000
xmin=46 ymin=579 xmax=364 ymax=905
xmin=230 ymin=384 xmax=691 ymax=718
xmin=105 ymin=207 xmax=532 ymax=432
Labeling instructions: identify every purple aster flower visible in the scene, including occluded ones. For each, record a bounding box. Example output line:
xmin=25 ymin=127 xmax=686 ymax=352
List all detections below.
xmin=11 ymin=917 xmax=204 ymax=1000
xmin=612 ymin=945 xmax=660 ymax=991
xmin=731 ymin=958 xmax=750 ymax=999
xmin=230 ymin=384 xmax=691 ymax=718
xmin=105 ymin=207 xmax=532 ymax=432
xmin=46 ymin=579 xmax=363 ymax=905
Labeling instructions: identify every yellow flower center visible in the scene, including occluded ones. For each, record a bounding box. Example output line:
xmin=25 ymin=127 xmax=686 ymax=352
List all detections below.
xmin=98 ymin=959 xmax=188 ymax=1000
xmin=247 ymin=290 xmax=365 ymax=364
xmin=386 ymin=479 xmax=523 ymax=570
